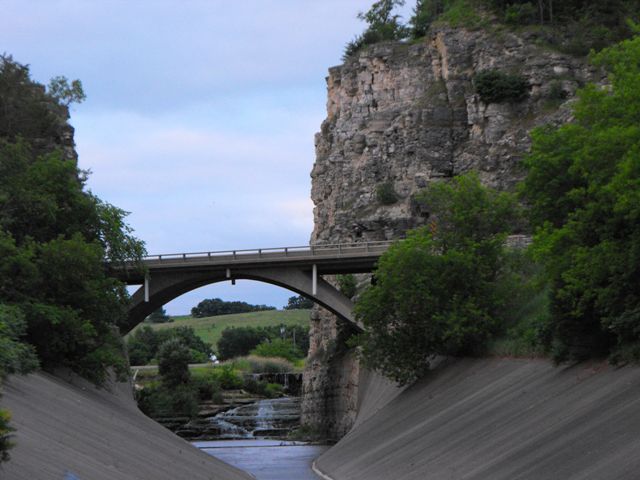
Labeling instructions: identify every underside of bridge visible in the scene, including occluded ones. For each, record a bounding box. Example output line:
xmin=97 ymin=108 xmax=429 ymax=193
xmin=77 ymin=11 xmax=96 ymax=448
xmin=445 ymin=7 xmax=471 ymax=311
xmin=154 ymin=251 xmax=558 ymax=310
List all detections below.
xmin=125 ymin=266 xmax=358 ymax=334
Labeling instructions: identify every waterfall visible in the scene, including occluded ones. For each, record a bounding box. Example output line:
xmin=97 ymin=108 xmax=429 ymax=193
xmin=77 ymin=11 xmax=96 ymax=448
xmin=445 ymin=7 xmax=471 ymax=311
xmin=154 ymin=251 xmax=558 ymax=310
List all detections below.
xmin=207 ymin=397 xmax=301 ymax=440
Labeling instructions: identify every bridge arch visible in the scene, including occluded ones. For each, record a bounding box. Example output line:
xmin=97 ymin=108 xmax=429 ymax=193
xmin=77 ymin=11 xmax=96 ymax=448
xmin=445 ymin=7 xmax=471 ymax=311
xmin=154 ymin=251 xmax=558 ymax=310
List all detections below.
xmin=125 ymin=266 xmax=358 ymax=333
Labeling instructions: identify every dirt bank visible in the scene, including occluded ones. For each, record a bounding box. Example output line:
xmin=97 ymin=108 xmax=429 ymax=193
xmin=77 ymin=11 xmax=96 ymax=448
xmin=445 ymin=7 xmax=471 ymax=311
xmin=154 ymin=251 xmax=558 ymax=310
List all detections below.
xmin=0 ymin=371 xmax=252 ymax=480
xmin=315 ymin=358 xmax=640 ymax=480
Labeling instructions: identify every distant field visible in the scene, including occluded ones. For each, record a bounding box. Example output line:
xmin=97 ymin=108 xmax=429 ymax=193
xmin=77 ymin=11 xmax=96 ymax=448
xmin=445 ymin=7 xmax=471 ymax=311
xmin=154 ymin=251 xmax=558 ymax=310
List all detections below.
xmin=129 ymin=309 xmax=311 ymax=348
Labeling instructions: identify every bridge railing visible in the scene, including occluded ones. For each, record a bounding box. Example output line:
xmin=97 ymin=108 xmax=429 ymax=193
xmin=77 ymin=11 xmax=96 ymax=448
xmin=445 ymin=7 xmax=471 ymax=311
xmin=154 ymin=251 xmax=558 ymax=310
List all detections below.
xmin=139 ymin=240 xmax=395 ymax=263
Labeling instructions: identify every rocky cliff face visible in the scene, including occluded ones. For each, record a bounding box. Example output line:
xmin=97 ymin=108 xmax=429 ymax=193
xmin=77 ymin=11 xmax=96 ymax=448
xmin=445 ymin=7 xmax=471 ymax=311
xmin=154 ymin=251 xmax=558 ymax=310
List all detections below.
xmin=301 ymin=25 xmax=600 ymax=440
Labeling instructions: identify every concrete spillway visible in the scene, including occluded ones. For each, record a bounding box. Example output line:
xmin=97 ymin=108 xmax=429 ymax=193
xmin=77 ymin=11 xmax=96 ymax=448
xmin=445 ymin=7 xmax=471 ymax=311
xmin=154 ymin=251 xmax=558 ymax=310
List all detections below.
xmin=0 ymin=371 xmax=252 ymax=480
xmin=314 ymin=358 xmax=640 ymax=480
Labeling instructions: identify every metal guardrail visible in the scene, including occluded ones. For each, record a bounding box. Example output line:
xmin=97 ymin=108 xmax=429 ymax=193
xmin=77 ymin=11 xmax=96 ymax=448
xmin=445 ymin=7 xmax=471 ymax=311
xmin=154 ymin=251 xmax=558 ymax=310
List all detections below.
xmin=139 ymin=240 xmax=395 ymax=263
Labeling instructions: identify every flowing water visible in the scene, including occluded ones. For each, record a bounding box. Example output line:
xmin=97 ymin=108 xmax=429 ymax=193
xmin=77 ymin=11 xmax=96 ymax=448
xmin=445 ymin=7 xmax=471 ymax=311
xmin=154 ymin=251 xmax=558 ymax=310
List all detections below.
xmin=196 ymin=440 xmax=328 ymax=480
xmin=207 ymin=397 xmax=301 ymax=439
xmin=196 ymin=397 xmax=327 ymax=478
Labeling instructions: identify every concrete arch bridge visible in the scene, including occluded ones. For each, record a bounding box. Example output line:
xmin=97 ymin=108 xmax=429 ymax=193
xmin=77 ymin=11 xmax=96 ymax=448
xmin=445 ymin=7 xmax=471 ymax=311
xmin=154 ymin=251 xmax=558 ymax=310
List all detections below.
xmin=112 ymin=241 xmax=393 ymax=333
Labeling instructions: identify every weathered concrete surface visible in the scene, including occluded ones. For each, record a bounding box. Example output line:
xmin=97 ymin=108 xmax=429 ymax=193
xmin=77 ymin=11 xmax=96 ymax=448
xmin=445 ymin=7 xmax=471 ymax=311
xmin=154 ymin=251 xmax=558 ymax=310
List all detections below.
xmin=315 ymin=358 xmax=640 ymax=480
xmin=0 ymin=372 xmax=252 ymax=480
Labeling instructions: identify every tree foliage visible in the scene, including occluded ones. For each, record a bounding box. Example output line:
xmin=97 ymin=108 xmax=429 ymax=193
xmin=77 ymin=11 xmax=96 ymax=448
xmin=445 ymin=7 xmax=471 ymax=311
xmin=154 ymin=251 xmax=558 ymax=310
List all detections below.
xmin=283 ymin=295 xmax=314 ymax=310
xmin=344 ymin=0 xmax=409 ymax=59
xmin=47 ymin=76 xmax=86 ymax=107
xmin=191 ymin=297 xmax=275 ymax=318
xmin=474 ymin=70 xmax=529 ymax=104
xmin=157 ymin=338 xmax=192 ymax=387
xmin=217 ymin=324 xmax=309 ymax=361
xmin=126 ymin=325 xmax=211 ymax=366
xmin=0 ymin=55 xmax=145 ymax=385
xmin=251 ymin=338 xmax=304 ymax=362
xmin=521 ymin=33 xmax=640 ymax=362
xmin=347 ymin=0 xmax=640 ymax=58
xmin=355 ymin=174 xmax=519 ymax=384
xmin=146 ymin=307 xmax=171 ymax=323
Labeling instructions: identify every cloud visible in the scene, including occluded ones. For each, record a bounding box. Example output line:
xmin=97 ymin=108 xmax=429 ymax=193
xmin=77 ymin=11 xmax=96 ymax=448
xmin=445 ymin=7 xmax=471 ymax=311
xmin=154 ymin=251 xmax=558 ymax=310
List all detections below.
xmin=2 ymin=0 xmax=406 ymax=312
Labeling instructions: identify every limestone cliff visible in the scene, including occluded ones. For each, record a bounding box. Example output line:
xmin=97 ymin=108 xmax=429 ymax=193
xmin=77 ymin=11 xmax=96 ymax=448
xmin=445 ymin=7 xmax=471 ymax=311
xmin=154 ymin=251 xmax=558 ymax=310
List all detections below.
xmin=301 ymin=25 xmax=600 ymax=440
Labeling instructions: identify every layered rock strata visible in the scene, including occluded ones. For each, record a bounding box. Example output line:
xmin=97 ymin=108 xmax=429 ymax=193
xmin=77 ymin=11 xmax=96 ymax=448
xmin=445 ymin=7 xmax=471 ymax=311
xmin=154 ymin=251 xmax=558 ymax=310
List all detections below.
xmin=302 ymin=25 xmax=599 ymax=440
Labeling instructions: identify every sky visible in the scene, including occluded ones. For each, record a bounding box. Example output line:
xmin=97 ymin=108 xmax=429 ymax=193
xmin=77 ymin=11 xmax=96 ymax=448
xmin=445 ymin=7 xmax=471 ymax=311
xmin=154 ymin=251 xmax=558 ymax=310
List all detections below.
xmin=1 ymin=0 xmax=413 ymax=315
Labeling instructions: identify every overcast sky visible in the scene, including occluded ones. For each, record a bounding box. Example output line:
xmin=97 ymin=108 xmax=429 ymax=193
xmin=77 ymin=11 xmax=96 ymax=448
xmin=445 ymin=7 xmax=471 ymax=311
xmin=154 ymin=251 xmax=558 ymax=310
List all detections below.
xmin=1 ymin=0 xmax=413 ymax=314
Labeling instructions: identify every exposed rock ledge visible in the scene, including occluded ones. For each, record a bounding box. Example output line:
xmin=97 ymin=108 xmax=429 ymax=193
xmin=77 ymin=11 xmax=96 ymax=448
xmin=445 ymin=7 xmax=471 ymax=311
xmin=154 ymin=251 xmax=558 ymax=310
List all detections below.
xmin=0 ymin=372 xmax=251 ymax=480
xmin=314 ymin=358 xmax=640 ymax=480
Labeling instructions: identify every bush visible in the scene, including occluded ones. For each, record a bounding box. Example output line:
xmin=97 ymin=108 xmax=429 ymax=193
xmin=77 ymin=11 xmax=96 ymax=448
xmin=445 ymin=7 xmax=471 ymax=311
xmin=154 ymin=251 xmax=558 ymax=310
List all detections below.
xmin=0 ymin=409 xmax=13 ymax=464
xmin=191 ymin=376 xmax=223 ymax=402
xmin=264 ymin=383 xmax=284 ymax=398
xmin=251 ymin=339 xmax=304 ymax=362
xmin=137 ymin=384 xmax=199 ymax=418
xmin=212 ymin=364 xmax=244 ymax=390
xmin=230 ymin=355 xmax=294 ymax=374
xmin=146 ymin=307 xmax=171 ymax=323
xmin=337 ymin=274 xmax=357 ymax=299
xmin=474 ymin=70 xmax=529 ymax=103
xmin=157 ymin=338 xmax=191 ymax=387
xmin=376 ymin=182 xmax=399 ymax=205
xmin=504 ymin=2 xmax=537 ymax=25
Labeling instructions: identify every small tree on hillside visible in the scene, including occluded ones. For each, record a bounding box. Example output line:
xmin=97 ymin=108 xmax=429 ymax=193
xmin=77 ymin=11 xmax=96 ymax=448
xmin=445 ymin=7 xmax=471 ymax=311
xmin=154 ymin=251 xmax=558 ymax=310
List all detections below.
xmin=284 ymin=295 xmax=314 ymax=310
xmin=146 ymin=307 xmax=171 ymax=323
xmin=158 ymin=338 xmax=191 ymax=387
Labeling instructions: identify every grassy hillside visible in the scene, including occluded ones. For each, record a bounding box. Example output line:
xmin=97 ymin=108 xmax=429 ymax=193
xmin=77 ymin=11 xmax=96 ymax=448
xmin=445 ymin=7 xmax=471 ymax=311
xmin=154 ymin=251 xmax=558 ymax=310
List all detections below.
xmin=129 ymin=309 xmax=311 ymax=348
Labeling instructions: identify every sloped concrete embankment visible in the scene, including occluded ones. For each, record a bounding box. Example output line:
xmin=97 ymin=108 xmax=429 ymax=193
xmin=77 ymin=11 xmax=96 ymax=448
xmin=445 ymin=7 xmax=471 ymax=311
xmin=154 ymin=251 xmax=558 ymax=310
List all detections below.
xmin=0 ymin=372 xmax=253 ymax=480
xmin=314 ymin=358 xmax=640 ymax=480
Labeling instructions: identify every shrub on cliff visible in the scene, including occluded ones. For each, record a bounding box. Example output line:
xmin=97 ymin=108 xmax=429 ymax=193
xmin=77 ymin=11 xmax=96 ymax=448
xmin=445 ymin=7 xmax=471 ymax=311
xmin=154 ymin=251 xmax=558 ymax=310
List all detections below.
xmin=474 ymin=70 xmax=529 ymax=103
xmin=521 ymin=33 xmax=640 ymax=363
xmin=354 ymin=173 xmax=519 ymax=384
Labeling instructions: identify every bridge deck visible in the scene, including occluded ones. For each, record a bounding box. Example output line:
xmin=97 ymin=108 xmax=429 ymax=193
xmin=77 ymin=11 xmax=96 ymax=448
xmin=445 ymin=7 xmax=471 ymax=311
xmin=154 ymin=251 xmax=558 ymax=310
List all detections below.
xmin=114 ymin=241 xmax=393 ymax=284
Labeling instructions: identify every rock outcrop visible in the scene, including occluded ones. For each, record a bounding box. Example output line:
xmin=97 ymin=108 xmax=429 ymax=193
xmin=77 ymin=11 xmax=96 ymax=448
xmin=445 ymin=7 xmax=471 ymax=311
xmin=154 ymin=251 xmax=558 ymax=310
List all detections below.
xmin=302 ymin=25 xmax=600 ymax=440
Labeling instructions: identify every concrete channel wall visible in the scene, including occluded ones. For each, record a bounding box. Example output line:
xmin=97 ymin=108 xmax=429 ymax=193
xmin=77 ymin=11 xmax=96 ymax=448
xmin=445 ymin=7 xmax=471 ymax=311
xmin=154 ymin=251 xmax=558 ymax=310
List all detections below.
xmin=314 ymin=358 xmax=640 ymax=480
xmin=0 ymin=372 xmax=252 ymax=480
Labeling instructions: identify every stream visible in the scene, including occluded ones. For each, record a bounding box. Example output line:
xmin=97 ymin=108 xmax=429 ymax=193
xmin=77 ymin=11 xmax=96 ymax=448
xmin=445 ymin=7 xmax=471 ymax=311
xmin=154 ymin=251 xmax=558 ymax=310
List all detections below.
xmin=194 ymin=397 xmax=327 ymax=479
xmin=196 ymin=440 xmax=328 ymax=480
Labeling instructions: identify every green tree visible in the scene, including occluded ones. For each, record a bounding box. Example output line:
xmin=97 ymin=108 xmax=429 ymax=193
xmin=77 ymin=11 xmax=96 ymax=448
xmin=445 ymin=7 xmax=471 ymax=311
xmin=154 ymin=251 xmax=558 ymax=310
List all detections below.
xmin=217 ymin=327 xmax=266 ymax=360
xmin=157 ymin=338 xmax=192 ymax=387
xmin=355 ymin=174 xmax=518 ymax=384
xmin=0 ymin=56 xmax=145 ymax=385
xmin=283 ymin=295 xmax=314 ymax=310
xmin=191 ymin=297 xmax=275 ymax=317
xmin=521 ymin=33 xmax=640 ymax=362
xmin=344 ymin=0 xmax=408 ymax=59
xmin=47 ymin=76 xmax=86 ymax=107
xmin=146 ymin=307 xmax=171 ymax=323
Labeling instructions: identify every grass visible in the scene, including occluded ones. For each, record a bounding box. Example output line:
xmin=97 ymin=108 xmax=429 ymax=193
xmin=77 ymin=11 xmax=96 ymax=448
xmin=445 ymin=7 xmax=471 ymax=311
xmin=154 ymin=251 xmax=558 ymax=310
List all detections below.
xmin=129 ymin=309 xmax=311 ymax=350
